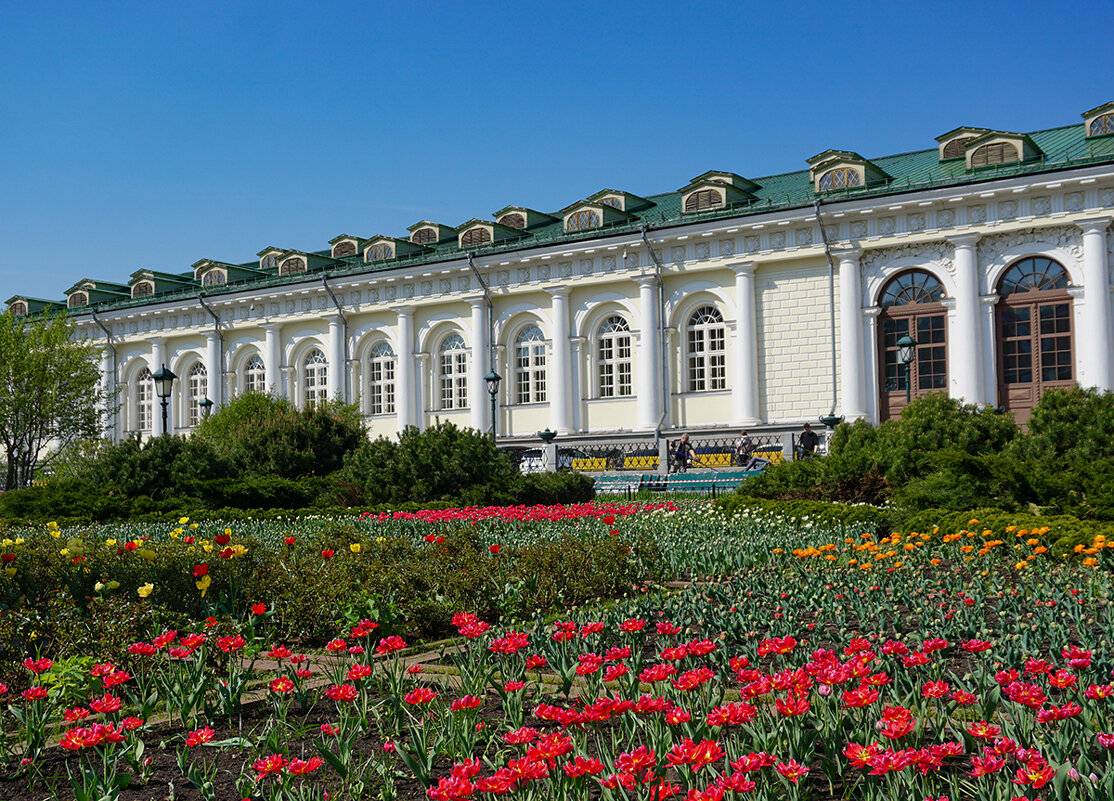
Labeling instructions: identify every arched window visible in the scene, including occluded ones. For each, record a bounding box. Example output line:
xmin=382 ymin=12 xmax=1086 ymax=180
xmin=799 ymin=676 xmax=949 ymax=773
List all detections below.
xmin=279 ymin=257 xmax=306 ymax=276
xmin=684 ymin=189 xmax=724 ymax=212
xmin=367 ymin=243 xmax=393 ymax=261
xmin=132 ymin=282 xmax=153 ymax=298
xmin=244 ymin=355 xmax=266 ymax=394
xmin=202 ymin=270 xmax=226 ymax=287
xmin=996 ymin=257 xmax=1073 ymax=424
xmin=686 ymin=306 xmax=726 ymax=392
xmin=332 ymin=241 xmax=356 ymax=258
xmin=941 ymin=137 xmax=976 ymax=160
xmin=9 ymin=301 xmax=27 ymax=316
xmin=597 ymin=316 xmax=632 ymax=398
xmin=187 ymin=363 xmax=208 ymax=427
xmin=498 ymin=213 xmax=525 ymax=229
xmin=411 ymin=227 xmax=437 ymax=244
xmin=514 ymin=325 xmax=547 ymax=404
xmin=566 ymin=210 xmax=601 ymax=232
xmin=303 ymin=349 xmax=328 ymax=408
xmin=368 ymin=342 xmax=396 ymax=415
xmin=261 ymin=254 xmax=278 ymax=270
xmin=1089 ymin=114 xmax=1114 ymax=137
xmin=970 ymin=142 xmax=1018 ymax=168
xmin=818 ymin=167 xmax=861 ymax=191
xmin=135 ymin=368 xmax=152 ymax=432
xmin=438 ymin=334 xmax=468 ymax=410
xmin=68 ymin=292 xmax=88 ymax=308
xmin=878 ymin=271 xmax=947 ymax=421
xmin=460 ymin=228 xmax=491 ymax=247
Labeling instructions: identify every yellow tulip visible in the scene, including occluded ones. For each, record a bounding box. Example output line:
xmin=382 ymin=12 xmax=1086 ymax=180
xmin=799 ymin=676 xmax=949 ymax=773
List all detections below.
xmin=196 ymin=574 xmax=212 ymax=597
xmin=60 ymin=549 xmax=69 ymax=557
xmin=107 ymin=580 xmax=119 ymax=590
xmin=224 ymin=528 xmax=232 ymax=537
xmin=105 ymin=539 xmax=117 ymax=547
xmin=138 ymin=583 xmax=154 ymax=598
xmin=178 ymin=517 xmax=190 ymax=525
xmin=189 ymin=523 xmax=199 ymax=530
xmin=350 ymin=543 xmax=361 ymax=554
xmin=202 ymin=543 xmax=213 ymax=553
xmin=3 ymin=567 xmax=15 ymax=577
xmin=47 ymin=521 xmax=59 ymax=531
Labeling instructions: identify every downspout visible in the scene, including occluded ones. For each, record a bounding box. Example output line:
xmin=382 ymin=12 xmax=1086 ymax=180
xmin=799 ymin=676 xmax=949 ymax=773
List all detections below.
xmin=197 ymin=294 xmax=224 ymax=404
xmin=90 ymin=308 xmax=118 ymax=439
xmin=640 ymin=225 xmax=668 ymax=448
xmin=812 ymin=199 xmax=839 ymax=421
xmin=321 ymin=275 xmax=350 ymax=403
xmin=466 ymin=253 xmax=495 ymax=372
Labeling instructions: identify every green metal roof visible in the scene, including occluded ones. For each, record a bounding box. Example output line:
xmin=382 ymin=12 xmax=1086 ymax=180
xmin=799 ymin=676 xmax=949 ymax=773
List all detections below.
xmin=59 ymin=120 xmax=1114 ymax=316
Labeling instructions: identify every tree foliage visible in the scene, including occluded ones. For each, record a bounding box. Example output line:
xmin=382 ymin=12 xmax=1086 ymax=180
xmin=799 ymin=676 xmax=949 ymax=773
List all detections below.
xmin=0 ymin=312 xmax=107 ymax=489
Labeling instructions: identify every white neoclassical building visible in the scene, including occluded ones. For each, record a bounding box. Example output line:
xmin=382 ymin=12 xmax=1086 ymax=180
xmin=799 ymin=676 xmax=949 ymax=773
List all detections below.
xmin=9 ymin=101 xmax=1114 ymax=445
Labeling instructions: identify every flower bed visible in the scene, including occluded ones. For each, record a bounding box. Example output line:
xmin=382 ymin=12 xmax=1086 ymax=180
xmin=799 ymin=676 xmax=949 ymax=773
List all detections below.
xmin=0 ymin=504 xmax=1112 ymax=800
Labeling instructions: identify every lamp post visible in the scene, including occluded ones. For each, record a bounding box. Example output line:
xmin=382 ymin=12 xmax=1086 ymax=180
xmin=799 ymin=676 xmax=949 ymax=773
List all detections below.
xmin=484 ymin=369 xmax=502 ymax=442
xmin=151 ymin=364 xmax=177 ymax=435
xmin=897 ymin=334 xmax=917 ymax=405
xmin=199 ymin=397 xmax=214 ymax=419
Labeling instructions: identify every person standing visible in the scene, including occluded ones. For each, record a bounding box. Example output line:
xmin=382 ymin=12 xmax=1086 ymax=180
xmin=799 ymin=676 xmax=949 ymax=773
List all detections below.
xmin=733 ymin=429 xmax=754 ymax=466
xmin=796 ymin=422 xmax=820 ymax=459
xmin=671 ymin=433 xmax=694 ymax=473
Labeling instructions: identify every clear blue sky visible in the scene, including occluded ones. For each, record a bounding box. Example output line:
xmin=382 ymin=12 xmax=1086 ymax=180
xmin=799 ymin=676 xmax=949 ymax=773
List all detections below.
xmin=1 ymin=0 xmax=1110 ymax=302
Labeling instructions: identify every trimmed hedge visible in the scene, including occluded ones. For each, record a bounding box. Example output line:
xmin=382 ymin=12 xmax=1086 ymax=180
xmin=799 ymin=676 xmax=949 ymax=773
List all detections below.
xmin=897 ymin=507 xmax=1114 ymax=559
xmin=714 ymin=495 xmax=888 ymax=536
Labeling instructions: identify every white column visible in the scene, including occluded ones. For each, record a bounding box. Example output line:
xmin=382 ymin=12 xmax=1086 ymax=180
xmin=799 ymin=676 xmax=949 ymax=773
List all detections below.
xmin=548 ymin=287 xmax=573 ymax=434
xmin=980 ymin=295 xmax=1000 ymax=409
xmin=205 ymin=331 xmax=222 ymax=410
xmin=470 ymin=298 xmax=490 ymax=433
xmin=100 ymin=348 xmax=118 ymax=442
xmin=836 ymin=249 xmax=868 ymax=420
xmin=151 ymin=339 xmax=167 ymax=436
xmin=948 ymin=234 xmax=986 ymax=405
xmin=570 ymin=337 xmax=586 ymax=432
xmin=863 ymin=307 xmax=882 ymax=423
xmin=326 ymin=314 xmax=343 ymax=400
xmin=636 ymin=276 xmax=662 ymax=430
xmin=730 ymin=262 xmax=761 ymax=425
xmin=416 ymin=352 xmax=431 ymax=431
xmin=1079 ymin=218 xmax=1113 ymax=390
xmin=394 ymin=307 xmax=417 ymax=432
xmin=263 ymin=324 xmax=281 ymax=396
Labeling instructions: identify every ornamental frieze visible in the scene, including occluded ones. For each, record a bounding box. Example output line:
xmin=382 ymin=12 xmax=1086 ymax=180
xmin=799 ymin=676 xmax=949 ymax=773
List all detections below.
xmin=976 ymin=225 xmax=1082 ymax=267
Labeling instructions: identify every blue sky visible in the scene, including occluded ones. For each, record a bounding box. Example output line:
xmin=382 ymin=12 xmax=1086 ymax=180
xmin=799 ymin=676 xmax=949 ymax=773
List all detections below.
xmin=1 ymin=0 xmax=1110 ymax=302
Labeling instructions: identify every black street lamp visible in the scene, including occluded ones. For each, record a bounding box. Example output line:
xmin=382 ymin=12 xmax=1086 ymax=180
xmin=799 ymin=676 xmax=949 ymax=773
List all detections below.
xmin=151 ymin=364 xmax=177 ymax=435
xmin=199 ymin=397 xmax=214 ymax=418
xmin=484 ymin=370 xmax=502 ymax=442
xmin=897 ymin=334 xmax=917 ymax=405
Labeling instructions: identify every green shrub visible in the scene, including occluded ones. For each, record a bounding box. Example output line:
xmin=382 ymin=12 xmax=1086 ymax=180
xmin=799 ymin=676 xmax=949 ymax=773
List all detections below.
xmin=515 ymin=471 xmax=596 ymax=505
xmin=1017 ymin=386 xmax=1114 ymax=466
xmin=193 ymin=393 xmax=365 ymax=479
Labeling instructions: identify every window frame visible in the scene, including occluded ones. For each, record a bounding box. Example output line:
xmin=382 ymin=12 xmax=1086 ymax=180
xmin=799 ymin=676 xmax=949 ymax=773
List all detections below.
xmin=303 ymin=349 xmax=329 ymax=408
xmin=596 ymin=315 xmax=633 ymax=398
xmin=513 ymin=324 xmax=547 ymax=405
xmin=368 ymin=341 xmax=396 ymax=415
xmin=187 ymin=362 xmax=208 ymax=428
xmin=438 ymin=334 xmax=469 ymax=411
xmin=244 ymin=355 xmax=266 ymax=395
xmin=685 ymin=305 xmax=727 ymax=392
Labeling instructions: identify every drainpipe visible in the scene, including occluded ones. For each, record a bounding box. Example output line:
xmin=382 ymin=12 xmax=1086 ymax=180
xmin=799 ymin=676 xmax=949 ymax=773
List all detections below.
xmin=198 ymin=294 xmax=224 ymax=406
xmin=466 ymin=253 xmax=495 ymax=372
xmin=90 ymin=308 xmax=118 ymax=440
xmin=321 ymin=275 xmax=350 ymax=403
xmin=639 ymin=225 xmax=669 ymax=448
xmin=812 ymin=200 xmax=841 ymax=426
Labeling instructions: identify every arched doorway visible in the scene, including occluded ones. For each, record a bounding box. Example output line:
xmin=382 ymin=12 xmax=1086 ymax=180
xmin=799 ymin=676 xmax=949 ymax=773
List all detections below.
xmin=878 ymin=270 xmax=948 ymax=421
xmin=996 ymin=257 xmax=1074 ymax=425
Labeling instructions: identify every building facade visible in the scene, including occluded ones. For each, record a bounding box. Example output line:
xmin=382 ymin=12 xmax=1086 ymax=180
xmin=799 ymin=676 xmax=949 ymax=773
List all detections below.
xmin=9 ymin=102 xmax=1114 ymax=443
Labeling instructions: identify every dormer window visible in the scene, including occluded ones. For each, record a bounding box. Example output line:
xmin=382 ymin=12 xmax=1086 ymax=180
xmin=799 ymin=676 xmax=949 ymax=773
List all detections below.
xmin=818 ymin=167 xmax=862 ymax=191
xmin=68 ymin=292 xmax=88 ymax=308
xmin=332 ymin=241 xmax=357 ymax=258
xmin=971 ymin=142 xmax=1018 ymax=168
xmin=132 ymin=281 xmax=154 ymax=298
xmin=10 ymin=301 xmax=27 ymax=316
xmin=1090 ymin=113 xmax=1114 ymax=137
xmin=941 ymin=137 xmax=976 ymax=160
xmin=261 ymin=254 xmax=279 ymax=270
xmin=684 ymin=188 xmax=724 ymax=212
xmin=566 ymin=210 xmax=601 ymax=232
xmin=460 ymin=227 xmax=492 ymax=247
xmin=278 ymin=257 xmax=306 ymax=276
xmin=367 ymin=243 xmax=394 ymax=261
xmin=598 ymin=197 xmax=623 ymax=209
xmin=497 ymin=212 xmax=525 ymax=229
xmin=411 ymin=227 xmax=437 ymax=244
xmin=202 ymin=270 xmax=227 ymax=287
